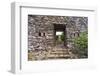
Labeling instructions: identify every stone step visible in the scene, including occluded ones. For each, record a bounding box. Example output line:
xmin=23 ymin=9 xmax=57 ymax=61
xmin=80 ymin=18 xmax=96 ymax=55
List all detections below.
xmin=50 ymin=53 xmax=69 ymax=55
xmin=52 ymin=49 xmax=68 ymax=51
xmin=50 ymin=51 xmax=68 ymax=54
xmin=47 ymin=56 xmax=71 ymax=59
xmin=47 ymin=54 xmax=71 ymax=59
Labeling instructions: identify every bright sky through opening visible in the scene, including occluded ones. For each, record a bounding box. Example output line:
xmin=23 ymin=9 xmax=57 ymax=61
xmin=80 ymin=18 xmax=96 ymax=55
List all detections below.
xmin=56 ymin=31 xmax=63 ymax=35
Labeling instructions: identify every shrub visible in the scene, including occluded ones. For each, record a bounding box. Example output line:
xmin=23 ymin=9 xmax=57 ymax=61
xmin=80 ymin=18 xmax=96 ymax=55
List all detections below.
xmin=73 ymin=32 xmax=88 ymax=58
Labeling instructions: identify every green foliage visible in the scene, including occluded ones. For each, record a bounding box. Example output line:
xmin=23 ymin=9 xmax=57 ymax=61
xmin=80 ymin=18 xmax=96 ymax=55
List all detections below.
xmin=61 ymin=32 xmax=65 ymax=41
xmin=73 ymin=32 xmax=88 ymax=58
xmin=56 ymin=32 xmax=65 ymax=42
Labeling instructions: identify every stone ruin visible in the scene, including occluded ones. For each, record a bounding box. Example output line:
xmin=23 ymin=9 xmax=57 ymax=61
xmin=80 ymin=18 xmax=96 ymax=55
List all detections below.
xmin=28 ymin=15 xmax=88 ymax=60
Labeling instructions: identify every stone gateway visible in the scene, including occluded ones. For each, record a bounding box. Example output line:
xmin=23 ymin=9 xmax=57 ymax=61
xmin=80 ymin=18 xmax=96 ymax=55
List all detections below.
xmin=28 ymin=15 xmax=88 ymax=60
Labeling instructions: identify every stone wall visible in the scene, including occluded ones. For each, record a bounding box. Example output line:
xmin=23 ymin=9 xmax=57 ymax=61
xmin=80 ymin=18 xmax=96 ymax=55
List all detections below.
xmin=28 ymin=15 xmax=88 ymax=52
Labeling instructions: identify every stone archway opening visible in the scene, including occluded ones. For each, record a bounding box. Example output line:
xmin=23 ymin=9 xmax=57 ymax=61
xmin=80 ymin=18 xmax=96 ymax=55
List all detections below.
xmin=54 ymin=24 xmax=66 ymax=48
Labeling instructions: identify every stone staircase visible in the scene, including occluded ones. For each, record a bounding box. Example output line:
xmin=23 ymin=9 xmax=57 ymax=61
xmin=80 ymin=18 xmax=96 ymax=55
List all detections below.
xmin=47 ymin=49 xmax=71 ymax=59
xmin=28 ymin=45 xmax=78 ymax=60
xmin=46 ymin=45 xmax=77 ymax=59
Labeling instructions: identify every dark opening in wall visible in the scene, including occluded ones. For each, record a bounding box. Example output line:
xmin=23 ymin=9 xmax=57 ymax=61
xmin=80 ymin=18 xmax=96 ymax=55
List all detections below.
xmin=39 ymin=32 xmax=41 ymax=36
xmin=43 ymin=33 xmax=45 ymax=36
xmin=54 ymin=24 xmax=66 ymax=46
xmin=38 ymin=32 xmax=46 ymax=36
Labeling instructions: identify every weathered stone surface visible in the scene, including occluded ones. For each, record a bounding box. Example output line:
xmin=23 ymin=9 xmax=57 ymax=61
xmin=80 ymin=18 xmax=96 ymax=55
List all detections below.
xmin=28 ymin=15 xmax=88 ymax=60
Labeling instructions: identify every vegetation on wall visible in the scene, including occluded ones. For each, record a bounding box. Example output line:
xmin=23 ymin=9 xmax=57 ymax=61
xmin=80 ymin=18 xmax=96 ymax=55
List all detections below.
xmin=73 ymin=31 xmax=88 ymax=58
